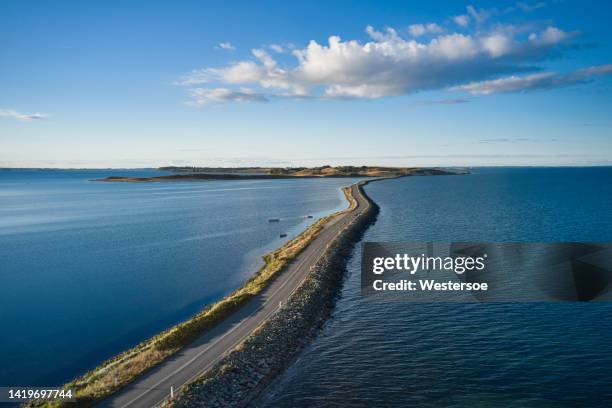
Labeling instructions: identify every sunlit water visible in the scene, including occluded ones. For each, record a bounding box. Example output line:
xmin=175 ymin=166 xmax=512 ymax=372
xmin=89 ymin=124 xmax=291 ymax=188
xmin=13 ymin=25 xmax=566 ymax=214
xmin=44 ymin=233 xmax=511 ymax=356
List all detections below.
xmin=262 ymin=167 xmax=612 ymax=408
xmin=0 ymin=169 xmax=358 ymax=386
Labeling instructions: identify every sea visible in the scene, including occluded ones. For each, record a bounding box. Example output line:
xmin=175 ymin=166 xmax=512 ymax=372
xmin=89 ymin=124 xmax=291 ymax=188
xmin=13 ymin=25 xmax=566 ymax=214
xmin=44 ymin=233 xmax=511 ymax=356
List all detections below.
xmin=0 ymin=169 xmax=358 ymax=386
xmin=261 ymin=167 xmax=612 ymax=408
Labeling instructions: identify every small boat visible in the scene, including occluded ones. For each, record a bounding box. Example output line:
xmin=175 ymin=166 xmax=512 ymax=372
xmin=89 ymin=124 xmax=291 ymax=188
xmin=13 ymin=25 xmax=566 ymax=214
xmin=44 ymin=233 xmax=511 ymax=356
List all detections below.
xmin=280 ymin=233 xmax=287 ymax=238
xmin=306 ymin=215 xmax=313 ymax=219
xmin=268 ymin=218 xmax=280 ymax=223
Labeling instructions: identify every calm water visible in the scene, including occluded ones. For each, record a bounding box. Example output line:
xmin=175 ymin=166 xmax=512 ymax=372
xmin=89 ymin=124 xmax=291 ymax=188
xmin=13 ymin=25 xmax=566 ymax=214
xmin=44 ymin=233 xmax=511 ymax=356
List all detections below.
xmin=262 ymin=167 xmax=612 ymax=408
xmin=0 ymin=169 xmax=358 ymax=386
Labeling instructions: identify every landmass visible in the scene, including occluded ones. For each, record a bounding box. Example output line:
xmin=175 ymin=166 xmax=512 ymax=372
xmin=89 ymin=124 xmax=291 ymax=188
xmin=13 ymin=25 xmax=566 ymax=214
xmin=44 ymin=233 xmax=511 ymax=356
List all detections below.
xmin=31 ymin=169 xmax=467 ymax=407
xmin=95 ymin=165 xmax=463 ymax=182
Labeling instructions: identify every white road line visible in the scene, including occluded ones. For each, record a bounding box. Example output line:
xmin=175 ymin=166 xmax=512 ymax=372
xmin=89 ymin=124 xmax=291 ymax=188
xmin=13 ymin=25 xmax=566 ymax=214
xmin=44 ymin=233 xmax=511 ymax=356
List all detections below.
xmin=119 ymin=208 xmax=359 ymax=408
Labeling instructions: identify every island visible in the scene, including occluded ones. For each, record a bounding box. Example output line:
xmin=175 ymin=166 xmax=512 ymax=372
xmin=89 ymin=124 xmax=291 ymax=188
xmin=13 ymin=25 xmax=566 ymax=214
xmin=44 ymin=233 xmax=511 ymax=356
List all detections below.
xmin=94 ymin=165 xmax=463 ymax=182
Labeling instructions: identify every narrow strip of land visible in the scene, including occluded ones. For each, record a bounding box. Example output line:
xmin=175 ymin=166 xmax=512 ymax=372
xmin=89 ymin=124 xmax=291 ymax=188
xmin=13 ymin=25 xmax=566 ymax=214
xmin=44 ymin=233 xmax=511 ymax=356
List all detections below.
xmin=94 ymin=166 xmax=458 ymax=182
xmin=97 ymin=182 xmax=372 ymax=408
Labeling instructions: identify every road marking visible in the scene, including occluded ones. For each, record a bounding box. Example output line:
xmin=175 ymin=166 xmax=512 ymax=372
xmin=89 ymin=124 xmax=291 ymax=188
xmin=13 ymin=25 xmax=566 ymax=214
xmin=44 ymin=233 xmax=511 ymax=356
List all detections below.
xmin=111 ymin=188 xmax=368 ymax=408
xmin=121 ymin=249 xmax=320 ymax=407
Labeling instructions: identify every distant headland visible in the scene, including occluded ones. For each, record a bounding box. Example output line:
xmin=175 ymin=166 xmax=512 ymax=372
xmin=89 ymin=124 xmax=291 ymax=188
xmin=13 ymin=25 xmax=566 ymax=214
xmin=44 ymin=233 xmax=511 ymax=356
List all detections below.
xmin=94 ymin=165 xmax=465 ymax=182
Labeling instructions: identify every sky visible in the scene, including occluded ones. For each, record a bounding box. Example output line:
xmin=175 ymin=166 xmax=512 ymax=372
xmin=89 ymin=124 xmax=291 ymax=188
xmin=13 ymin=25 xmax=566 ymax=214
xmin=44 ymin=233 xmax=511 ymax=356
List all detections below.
xmin=1 ymin=0 xmax=611 ymax=168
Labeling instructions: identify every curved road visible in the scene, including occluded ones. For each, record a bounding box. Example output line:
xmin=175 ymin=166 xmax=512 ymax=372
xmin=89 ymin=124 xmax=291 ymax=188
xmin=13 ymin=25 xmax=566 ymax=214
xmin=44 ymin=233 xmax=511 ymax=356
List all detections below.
xmin=97 ymin=182 xmax=372 ymax=408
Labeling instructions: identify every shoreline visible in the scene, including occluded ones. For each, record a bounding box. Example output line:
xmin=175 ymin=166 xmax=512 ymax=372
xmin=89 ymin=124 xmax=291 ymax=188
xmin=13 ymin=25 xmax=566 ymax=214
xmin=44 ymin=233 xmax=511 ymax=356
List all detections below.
xmin=164 ymin=179 xmax=382 ymax=407
xmin=26 ymin=171 xmax=459 ymax=408
xmin=25 ymin=179 xmax=371 ymax=408
xmin=92 ymin=167 xmax=459 ymax=183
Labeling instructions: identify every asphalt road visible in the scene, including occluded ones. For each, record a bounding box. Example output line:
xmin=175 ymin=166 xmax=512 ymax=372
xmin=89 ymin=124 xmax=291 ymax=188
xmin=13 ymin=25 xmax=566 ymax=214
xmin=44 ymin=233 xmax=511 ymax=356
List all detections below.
xmin=97 ymin=182 xmax=371 ymax=408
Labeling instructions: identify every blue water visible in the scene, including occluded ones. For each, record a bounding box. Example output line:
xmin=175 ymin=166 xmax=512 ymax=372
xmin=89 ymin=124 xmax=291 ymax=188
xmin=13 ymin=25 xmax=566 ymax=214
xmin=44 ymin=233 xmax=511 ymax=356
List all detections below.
xmin=0 ymin=169 xmax=358 ymax=386
xmin=262 ymin=167 xmax=612 ymax=408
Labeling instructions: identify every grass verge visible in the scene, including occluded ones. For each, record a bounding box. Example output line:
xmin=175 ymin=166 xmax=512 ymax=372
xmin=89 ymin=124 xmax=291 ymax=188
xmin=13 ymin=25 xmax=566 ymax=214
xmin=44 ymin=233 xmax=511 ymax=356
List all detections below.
xmin=25 ymin=185 xmax=358 ymax=408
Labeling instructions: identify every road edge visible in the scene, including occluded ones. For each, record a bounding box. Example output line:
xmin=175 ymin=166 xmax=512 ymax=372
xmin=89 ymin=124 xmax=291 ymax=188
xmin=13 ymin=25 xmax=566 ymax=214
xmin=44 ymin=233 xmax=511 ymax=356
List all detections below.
xmin=164 ymin=178 xmax=383 ymax=408
xmin=26 ymin=183 xmax=360 ymax=408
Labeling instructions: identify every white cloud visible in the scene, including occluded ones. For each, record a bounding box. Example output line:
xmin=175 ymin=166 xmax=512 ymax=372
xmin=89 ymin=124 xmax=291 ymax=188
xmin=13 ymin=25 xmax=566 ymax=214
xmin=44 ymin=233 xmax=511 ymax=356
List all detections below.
xmin=408 ymin=24 xmax=426 ymax=37
xmin=450 ymin=64 xmax=612 ymax=94
xmin=176 ymin=69 xmax=214 ymax=86
xmin=0 ymin=109 xmax=48 ymax=120
xmin=188 ymin=88 xmax=268 ymax=105
xmin=481 ymin=33 xmax=514 ymax=58
xmin=467 ymin=5 xmax=493 ymax=24
xmin=269 ymin=44 xmax=284 ymax=53
xmin=450 ymin=72 xmax=557 ymax=94
xmin=574 ymin=64 xmax=612 ymax=76
xmin=452 ymin=4 xmax=544 ymax=29
xmin=365 ymin=25 xmax=398 ymax=41
xmin=216 ymin=42 xmax=235 ymax=50
xmin=408 ymin=23 xmax=444 ymax=37
xmin=184 ymin=25 xmax=574 ymax=100
xmin=516 ymin=1 xmax=546 ymax=13
xmin=177 ymin=13 xmax=596 ymax=105
xmin=535 ymin=26 xmax=572 ymax=45
xmin=453 ymin=14 xmax=470 ymax=27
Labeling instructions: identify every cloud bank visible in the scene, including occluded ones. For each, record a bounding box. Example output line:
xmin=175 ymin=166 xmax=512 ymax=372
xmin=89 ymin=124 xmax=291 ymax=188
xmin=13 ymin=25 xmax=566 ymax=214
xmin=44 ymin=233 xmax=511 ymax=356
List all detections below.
xmin=450 ymin=64 xmax=612 ymax=94
xmin=178 ymin=4 xmax=610 ymax=105
xmin=187 ymin=88 xmax=268 ymax=105
xmin=0 ymin=109 xmax=48 ymax=120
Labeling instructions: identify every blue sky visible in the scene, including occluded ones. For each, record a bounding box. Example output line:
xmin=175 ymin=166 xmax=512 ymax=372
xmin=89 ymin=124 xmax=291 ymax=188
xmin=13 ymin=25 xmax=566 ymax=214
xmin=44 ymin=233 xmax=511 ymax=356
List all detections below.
xmin=1 ymin=0 xmax=611 ymax=167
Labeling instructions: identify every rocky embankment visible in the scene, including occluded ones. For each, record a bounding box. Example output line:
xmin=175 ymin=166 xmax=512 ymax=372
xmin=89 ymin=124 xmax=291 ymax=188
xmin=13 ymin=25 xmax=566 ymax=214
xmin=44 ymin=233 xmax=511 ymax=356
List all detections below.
xmin=164 ymin=180 xmax=380 ymax=408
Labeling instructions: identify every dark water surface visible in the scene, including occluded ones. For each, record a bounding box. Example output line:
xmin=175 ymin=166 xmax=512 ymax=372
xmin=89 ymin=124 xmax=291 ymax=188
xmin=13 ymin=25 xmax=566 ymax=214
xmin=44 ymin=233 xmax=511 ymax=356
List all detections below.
xmin=262 ymin=167 xmax=612 ymax=408
xmin=0 ymin=169 xmax=357 ymax=386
